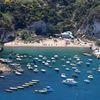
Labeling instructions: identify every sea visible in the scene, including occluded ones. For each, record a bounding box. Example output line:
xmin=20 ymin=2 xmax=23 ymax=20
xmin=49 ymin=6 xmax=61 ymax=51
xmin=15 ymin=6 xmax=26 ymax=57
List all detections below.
xmin=0 ymin=47 xmax=100 ymax=100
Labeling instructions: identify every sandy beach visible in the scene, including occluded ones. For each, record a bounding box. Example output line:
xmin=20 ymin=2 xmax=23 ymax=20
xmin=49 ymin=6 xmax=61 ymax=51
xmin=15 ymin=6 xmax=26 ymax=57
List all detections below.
xmin=4 ymin=38 xmax=93 ymax=48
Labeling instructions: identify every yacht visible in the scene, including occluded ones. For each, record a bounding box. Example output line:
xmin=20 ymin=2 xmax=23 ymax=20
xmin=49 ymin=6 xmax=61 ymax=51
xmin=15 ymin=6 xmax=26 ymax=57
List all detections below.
xmin=62 ymin=78 xmax=78 ymax=85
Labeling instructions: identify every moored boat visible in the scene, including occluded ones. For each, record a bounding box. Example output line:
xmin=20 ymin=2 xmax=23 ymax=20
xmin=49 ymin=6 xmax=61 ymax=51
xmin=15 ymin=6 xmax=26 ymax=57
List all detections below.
xmin=62 ymin=78 xmax=78 ymax=85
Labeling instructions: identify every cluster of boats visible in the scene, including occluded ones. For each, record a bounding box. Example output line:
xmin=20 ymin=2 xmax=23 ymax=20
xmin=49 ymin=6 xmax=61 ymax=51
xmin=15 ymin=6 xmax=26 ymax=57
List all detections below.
xmin=60 ymin=55 xmax=95 ymax=85
xmin=0 ymin=52 xmax=100 ymax=94
xmin=5 ymin=80 xmax=40 ymax=93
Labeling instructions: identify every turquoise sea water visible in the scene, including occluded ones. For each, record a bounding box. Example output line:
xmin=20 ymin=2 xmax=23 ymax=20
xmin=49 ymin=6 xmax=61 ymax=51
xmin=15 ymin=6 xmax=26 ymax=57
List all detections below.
xmin=0 ymin=47 xmax=100 ymax=100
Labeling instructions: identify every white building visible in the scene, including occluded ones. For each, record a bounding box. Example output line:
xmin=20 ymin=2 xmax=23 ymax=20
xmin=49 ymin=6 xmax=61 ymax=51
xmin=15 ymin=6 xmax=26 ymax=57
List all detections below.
xmin=61 ymin=31 xmax=74 ymax=39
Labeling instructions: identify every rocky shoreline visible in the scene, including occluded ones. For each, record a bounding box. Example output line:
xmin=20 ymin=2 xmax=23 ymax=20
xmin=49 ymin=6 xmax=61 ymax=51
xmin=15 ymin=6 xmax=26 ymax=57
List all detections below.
xmin=0 ymin=44 xmax=3 ymax=52
xmin=0 ymin=63 xmax=12 ymax=74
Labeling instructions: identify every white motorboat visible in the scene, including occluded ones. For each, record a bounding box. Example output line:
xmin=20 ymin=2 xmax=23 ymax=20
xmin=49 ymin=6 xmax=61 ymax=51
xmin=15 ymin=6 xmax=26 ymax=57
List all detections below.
xmin=87 ymin=70 xmax=92 ymax=74
xmin=9 ymin=87 xmax=18 ymax=90
xmin=83 ymin=53 xmax=91 ymax=56
xmin=0 ymin=58 xmax=12 ymax=63
xmin=65 ymin=68 xmax=70 ymax=71
xmin=44 ymin=62 xmax=49 ymax=66
xmin=0 ymin=75 xmax=5 ymax=78
xmin=98 ymin=67 xmax=100 ymax=72
xmin=41 ymin=69 xmax=46 ymax=73
xmin=34 ymin=65 xmax=38 ymax=68
xmin=84 ymin=79 xmax=90 ymax=83
xmin=88 ymin=59 xmax=93 ymax=62
xmin=54 ymin=68 xmax=59 ymax=72
xmin=66 ymin=61 xmax=70 ymax=64
xmin=47 ymin=60 xmax=51 ymax=63
xmin=33 ymin=68 xmax=39 ymax=73
xmin=86 ymin=62 xmax=90 ymax=66
xmin=39 ymin=55 xmax=43 ymax=58
xmin=72 ymin=67 xmax=77 ymax=70
xmin=15 ymin=71 xmax=22 ymax=75
xmin=62 ymin=65 xmax=66 ymax=67
xmin=54 ymin=55 xmax=59 ymax=58
xmin=74 ymin=69 xmax=80 ymax=74
xmin=51 ymin=57 xmax=55 ymax=60
xmin=16 ymin=58 xmax=22 ymax=61
xmin=28 ymin=66 xmax=33 ymax=70
xmin=52 ymin=60 xmax=56 ymax=62
xmin=88 ymin=75 xmax=93 ymax=79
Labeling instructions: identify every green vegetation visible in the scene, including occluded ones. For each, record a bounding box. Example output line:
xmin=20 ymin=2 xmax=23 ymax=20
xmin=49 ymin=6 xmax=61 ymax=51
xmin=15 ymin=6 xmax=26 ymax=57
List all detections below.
xmin=0 ymin=0 xmax=100 ymax=41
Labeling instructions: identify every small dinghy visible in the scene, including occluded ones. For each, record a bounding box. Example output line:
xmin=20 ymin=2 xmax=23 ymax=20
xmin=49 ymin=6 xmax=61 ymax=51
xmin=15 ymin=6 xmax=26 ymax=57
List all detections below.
xmin=61 ymin=73 xmax=67 ymax=78
xmin=84 ymin=79 xmax=90 ymax=84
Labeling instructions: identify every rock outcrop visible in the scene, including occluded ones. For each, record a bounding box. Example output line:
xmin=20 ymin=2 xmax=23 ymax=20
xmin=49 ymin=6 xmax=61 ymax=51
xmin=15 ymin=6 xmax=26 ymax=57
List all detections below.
xmin=0 ymin=28 xmax=16 ymax=51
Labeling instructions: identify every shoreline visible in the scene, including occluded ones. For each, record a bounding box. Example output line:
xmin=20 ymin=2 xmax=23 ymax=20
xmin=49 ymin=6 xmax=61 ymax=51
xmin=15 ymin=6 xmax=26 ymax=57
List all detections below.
xmin=4 ymin=38 xmax=92 ymax=48
xmin=4 ymin=45 xmax=90 ymax=48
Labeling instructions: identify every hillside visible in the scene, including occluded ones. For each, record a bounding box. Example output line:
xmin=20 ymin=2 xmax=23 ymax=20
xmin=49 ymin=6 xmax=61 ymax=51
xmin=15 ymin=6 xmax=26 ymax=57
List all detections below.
xmin=0 ymin=0 xmax=100 ymax=44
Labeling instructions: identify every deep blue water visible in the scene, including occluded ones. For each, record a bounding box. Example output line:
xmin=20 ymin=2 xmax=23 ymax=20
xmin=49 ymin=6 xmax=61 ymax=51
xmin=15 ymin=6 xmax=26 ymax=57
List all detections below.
xmin=0 ymin=47 xmax=100 ymax=100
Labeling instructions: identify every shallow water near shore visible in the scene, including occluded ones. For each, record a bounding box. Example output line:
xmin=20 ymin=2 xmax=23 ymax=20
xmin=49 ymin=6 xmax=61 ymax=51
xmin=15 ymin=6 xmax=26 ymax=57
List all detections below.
xmin=0 ymin=47 xmax=100 ymax=100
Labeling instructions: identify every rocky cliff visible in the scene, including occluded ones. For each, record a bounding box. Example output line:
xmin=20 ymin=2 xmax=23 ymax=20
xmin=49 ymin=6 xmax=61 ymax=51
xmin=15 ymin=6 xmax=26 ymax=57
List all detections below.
xmin=0 ymin=0 xmax=100 ymax=44
xmin=0 ymin=29 xmax=15 ymax=51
